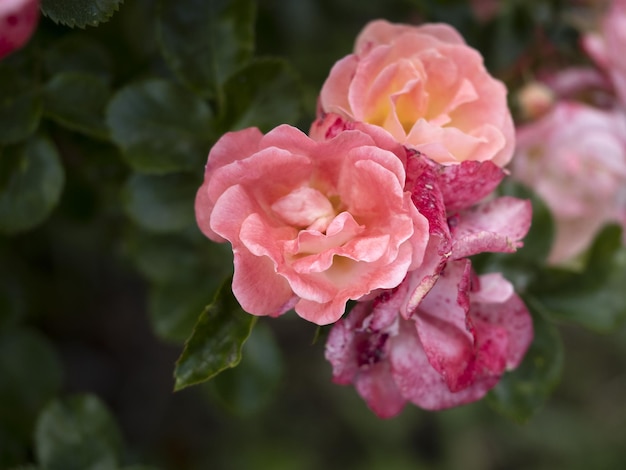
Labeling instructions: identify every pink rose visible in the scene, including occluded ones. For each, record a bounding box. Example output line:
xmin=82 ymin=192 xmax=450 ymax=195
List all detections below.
xmin=0 ymin=0 xmax=39 ymax=59
xmin=325 ymin=259 xmax=533 ymax=417
xmin=195 ymin=125 xmax=431 ymax=325
xmin=511 ymin=101 xmax=626 ymax=264
xmin=582 ymin=0 xmax=626 ymax=107
xmin=316 ymin=20 xmax=515 ymax=166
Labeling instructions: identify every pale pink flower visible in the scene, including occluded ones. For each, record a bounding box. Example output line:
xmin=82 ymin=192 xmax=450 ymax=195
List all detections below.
xmin=195 ymin=125 xmax=432 ymax=325
xmin=325 ymin=259 xmax=533 ymax=417
xmin=512 ymin=101 xmax=626 ymax=264
xmin=0 ymin=0 xmax=39 ymax=59
xmin=316 ymin=19 xmax=515 ymax=166
xmin=583 ymin=0 xmax=626 ymax=107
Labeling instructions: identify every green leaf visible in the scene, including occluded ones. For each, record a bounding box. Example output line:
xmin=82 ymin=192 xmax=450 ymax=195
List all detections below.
xmin=157 ymin=0 xmax=255 ymax=99
xmin=529 ymin=225 xmax=626 ymax=332
xmin=0 ymin=329 xmax=63 ymax=468
xmin=106 ymin=79 xmax=214 ymax=174
xmin=41 ymin=0 xmax=124 ymax=28
xmin=174 ymin=277 xmax=256 ymax=391
xmin=487 ymin=298 xmax=563 ymax=423
xmin=44 ymin=35 xmax=114 ymax=84
xmin=220 ymin=58 xmax=303 ymax=132
xmin=35 ymin=394 xmax=123 ymax=470
xmin=211 ymin=322 xmax=283 ymax=415
xmin=0 ymin=136 xmax=65 ymax=235
xmin=122 ymin=173 xmax=198 ymax=233
xmin=0 ymin=66 xmax=42 ymax=145
xmin=44 ymin=73 xmax=111 ymax=140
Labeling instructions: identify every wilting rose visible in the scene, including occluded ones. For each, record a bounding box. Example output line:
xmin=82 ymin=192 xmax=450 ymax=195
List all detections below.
xmin=583 ymin=0 xmax=626 ymax=107
xmin=195 ymin=125 xmax=431 ymax=325
xmin=512 ymin=101 xmax=626 ymax=264
xmin=316 ymin=20 xmax=515 ymax=166
xmin=0 ymin=0 xmax=39 ymax=59
xmin=325 ymin=260 xmax=533 ymax=417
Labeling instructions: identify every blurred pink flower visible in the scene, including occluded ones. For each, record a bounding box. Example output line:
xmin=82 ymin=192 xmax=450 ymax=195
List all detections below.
xmin=583 ymin=0 xmax=626 ymax=106
xmin=0 ymin=0 xmax=39 ymax=59
xmin=325 ymin=259 xmax=533 ymax=417
xmin=195 ymin=125 xmax=432 ymax=325
xmin=512 ymin=101 xmax=626 ymax=264
xmin=316 ymin=19 xmax=515 ymax=166
xmin=469 ymin=0 xmax=500 ymax=22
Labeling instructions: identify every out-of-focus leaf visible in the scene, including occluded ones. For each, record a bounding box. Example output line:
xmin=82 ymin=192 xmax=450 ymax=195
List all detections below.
xmin=43 ymin=35 xmax=113 ymax=84
xmin=0 ymin=136 xmax=64 ymax=235
xmin=44 ymin=73 xmax=111 ymax=140
xmin=487 ymin=298 xmax=563 ymax=423
xmin=41 ymin=0 xmax=124 ymax=28
xmin=125 ymin=231 xmax=203 ymax=284
xmin=106 ymin=79 xmax=213 ymax=174
xmin=148 ymin=281 xmax=216 ymax=344
xmin=174 ymin=277 xmax=256 ymax=391
xmin=0 ymin=329 xmax=63 ymax=468
xmin=220 ymin=58 xmax=302 ymax=132
xmin=157 ymin=0 xmax=255 ymax=99
xmin=35 ymin=394 xmax=122 ymax=470
xmin=0 ymin=66 xmax=42 ymax=145
xmin=211 ymin=322 xmax=283 ymax=415
xmin=122 ymin=173 xmax=198 ymax=233
xmin=529 ymin=225 xmax=626 ymax=332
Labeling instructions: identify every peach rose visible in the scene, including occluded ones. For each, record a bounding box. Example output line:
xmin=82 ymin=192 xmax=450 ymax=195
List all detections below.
xmin=195 ymin=125 xmax=430 ymax=325
xmin=511 ymin=101 xmax=626 ymax=264
xmin=316 ymin=20 xmax=515 ymax=166
xmin=0 ymin=0 xmax=39 ymax=59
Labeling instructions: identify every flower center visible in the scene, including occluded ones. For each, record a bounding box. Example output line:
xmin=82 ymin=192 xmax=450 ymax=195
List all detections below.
xmin=271 ymin=186 xmax=336 ymax=232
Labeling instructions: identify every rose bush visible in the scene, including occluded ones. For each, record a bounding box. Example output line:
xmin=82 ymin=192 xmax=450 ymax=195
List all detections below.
xmin=0 ymin=0 xmax=39 ymax=59
xmin=511 ymin=101 xmax=626 ymax=264
xmin=325 ymin=259 xmax=533 ymax=418
xmin=316 ymin=19 xmax=515 ymax=166
xmin=195 ymin=124 xmax=432 ymax=325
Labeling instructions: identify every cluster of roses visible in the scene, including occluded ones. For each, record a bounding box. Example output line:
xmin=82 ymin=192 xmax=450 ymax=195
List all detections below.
xmin=511 ymin=0 xmax=626 ymax=265
xmin=195 ymin=20 xmax=534 ymax=417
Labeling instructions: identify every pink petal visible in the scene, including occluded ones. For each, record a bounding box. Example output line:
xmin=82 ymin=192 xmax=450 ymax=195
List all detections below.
xmin=413 ymin=259 xmax=475 ymax=392
xmin=437 ymin=160 xmax=505 ymax=211
xmin=450 ymin=196 xmax=532 ymax=259
xmin=389 ymin=316 xmax=497 ymax=410
xmin=231 ymin=250 xmax=296 ymax=317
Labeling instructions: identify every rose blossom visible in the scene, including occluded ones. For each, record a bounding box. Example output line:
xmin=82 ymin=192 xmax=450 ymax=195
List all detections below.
xmin=325 ymin=259 xmax=533 ymax=417
xmin=195 ymin=124 xmax=431 ymax=325
xmin=0 ymin=0 xmax=39 ymax=59
xmin=511 ymin=101 xmax=626 ymax=264
xmin=582 ymin=0 xmax=626 ymax=107
xmin=316 ymin=19 xmax=515 ymax=166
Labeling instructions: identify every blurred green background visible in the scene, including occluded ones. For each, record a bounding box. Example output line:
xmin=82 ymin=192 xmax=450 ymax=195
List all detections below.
xmin=2 ymin=0 xmax=626 ymax=469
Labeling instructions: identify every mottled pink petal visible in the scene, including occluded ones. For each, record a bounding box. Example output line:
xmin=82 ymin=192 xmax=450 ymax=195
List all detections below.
xmin=450 ymin=196 xmax=532 ymax=259
xmin=470 ymin=273 xmax=533 ymax=369
xmin=437 ymin=160 xmax=505 ymax=211
xmin=413 ymin=259 xmax=474 ymax=392
xmin=355 ymin=362 xmax=406 ymax=418
xmin=389 ymin=317 xmax=497 ymax=410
